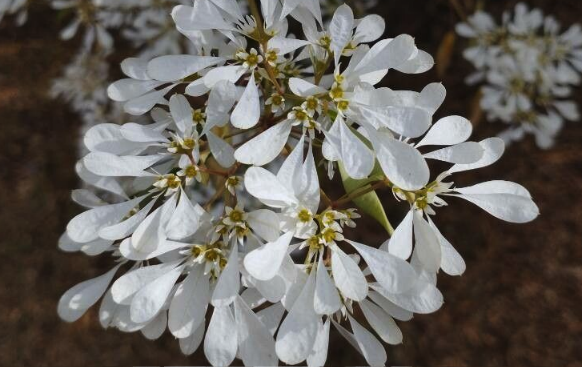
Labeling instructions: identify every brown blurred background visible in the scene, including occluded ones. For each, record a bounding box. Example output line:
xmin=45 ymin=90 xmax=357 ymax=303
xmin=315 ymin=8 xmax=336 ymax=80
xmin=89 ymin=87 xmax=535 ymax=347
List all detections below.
xmin=1 ymin=0 xmax=581 ymax=366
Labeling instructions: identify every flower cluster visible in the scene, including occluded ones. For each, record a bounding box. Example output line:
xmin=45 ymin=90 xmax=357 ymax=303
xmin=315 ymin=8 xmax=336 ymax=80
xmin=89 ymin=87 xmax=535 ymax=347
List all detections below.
xmin=58 ymin=0 xmax=539 ymax=366
xmin=456 ymin=3 xmax=582 ymax=149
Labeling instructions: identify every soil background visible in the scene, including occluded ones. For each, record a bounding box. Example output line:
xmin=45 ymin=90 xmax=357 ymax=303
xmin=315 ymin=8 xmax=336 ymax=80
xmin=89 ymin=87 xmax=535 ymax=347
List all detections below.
xmin=1 ymin=0 xmax=581 ymax=366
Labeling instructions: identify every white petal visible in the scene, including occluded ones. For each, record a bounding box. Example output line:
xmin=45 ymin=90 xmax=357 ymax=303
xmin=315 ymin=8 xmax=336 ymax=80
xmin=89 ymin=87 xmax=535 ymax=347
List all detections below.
xmin=416 ymin=115 xmax=473 ymax=147
xmin=85 ymin=123 xmax=146 ymax=155
xmin=234 ymin=121 xmax=292 ymax=166
xmin=231 ymin=73 xmax=261 ymax=129
xmin=58 ymin=265 xmax=120 ymax=322
xmin=248 ymin=209 xmax=282 ymax=242
xmin=329 ymin=4 xmax=354 ymax=65
xmin=107 ymin=79 xmax=164 ymax=102
xmin=211 ymin=246 xmax=240 ymax=307
xmin=76 ymin=161 xmax=127 ymax=199
xmin=119 ymin=123 xmax=168 ymax=144
xmin=205 ymin=80 xmax=237 ymax=132
xmin=121 ymin=58 xmax=150 ymax=80
xmin=373 ymin=135 xmax=430 ymax=191
xmin=130 ymin=264 xmax=184 ymax=324
xmin=449 ymin=138 xmax=505 ymax=173
xmin=166 ymin=189 xmax=206 ymax=240
xmin=147 ymin=55 xmax=224 ymax=82
xmin=257 ymin=303 xmax=286 ymax=336
xmin=169 ymin=94 xmax=193 ymax=135
xmin=358 ymin=105 xmax=431 ymax=138
xmin=453 ymin=181 xmax=539 ymax=223
xmin=413 ymin=212 xmax=442 ymax=273
xmin=314 ymin=255 xmax=342 ymax=315
xmin=234 ymin=296 xmax=278 ymax=366
xmin=331 ymin=246 xmax=368 ymax=301
xmin=367 ymin=290 xmax=413 ymax=321
xmin=203 ymin=65 xmax=246 ymax=88
xmin=325 ymin=117 xmax=374 ymax=179
xmin=289 ymin=78 xmax=327 ymax=97
xmin=124 ymin=86 xmax=174 ymax=116
xmin=360 ymin=299 xmax=403 ymax=345
xmin=83 ymin=152 xmax=161 ymax=177
xmin=268 ymin=37 xmax=310 ymax=55
xmin=348 ymin=314 xmax=387 ymax=366
xmin=169 ymin=266 xmax=210 ymax=338
xmin=244 ymin=232 xmax=294 ymax=281
xmin=427 ymin=217 xmax=466 ymax=276
xmin=354 ymin=35 xmax=416 ymax=75
xmin=372 ymin=280 xmax=444 ymax=314
xmin=307 ymin=318 xmax=331 ymax=367
xmin=207 ymin=132 xmax=236 ymax=168
xmin=131 ymin=203 xmax=168 ymax=253
xmin=354 ymin=14 xmax=385 ymax=43
xmin=276 ymin=270 xmax=319 ymax=365
xmin=348 ymin=240 xmax=416 ymax=294
xmin=394 ymin=49 xmax=435 ymax=74
xmin=245 ymin=166 xmax=298 ymax=208
xmin=99 ymin=200 xmax=156 ymax=241
xmin=179 ymin=322 xmax=206 ymax=355
xmin=424 ymin=142 xmax=484 ymax=164
xmin=111 ymin=261 xmax=181 ymax=305
xmin=67 ymin=196 xmax=144 ymax=243
xmin=204 ymin=306 xmax=238 ymax=367
xmin=418 ymin=82 xmax=446 ymax=114
xmin=385 ymin=209 xmax=414 ymax=259
xmin=141 ymin=311 xmax=167 ymax=340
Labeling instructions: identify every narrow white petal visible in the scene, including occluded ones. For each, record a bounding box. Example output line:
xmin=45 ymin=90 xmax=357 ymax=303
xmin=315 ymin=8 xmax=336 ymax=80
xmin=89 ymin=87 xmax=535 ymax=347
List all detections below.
xmin=372 ymin=280 xmax=444 ymax=314
xmin=276 ymin=270 xmax=319 ymax=365
xmin=169 ymin=94 xmax=193 ymax=135
xmin=373 ymin=136 xmax=430 ymax=191
xmin=248 ymin=209 xmax=282 ymax=242
xmin=58 ymin=265 xmax=120 ymax=322
xmin=204 ymin=306 xmax=237 ymax=367
xmin=67 ymin=196 xmax=144 ymax=243
xmin=234 ymin=296 xmax=278 ymax=366
xmin=360 ymin=299 xmax=403 ymax=345
xmin=169 ymin=266 xmax=210 ymax=338
xmin=307 ymin=318 xmax=331 ymax=367
xmin=289 ymin=78 xmax=328 ymax=97
xmin=331 ymin=246 xmax=368 ymax=301
xmin=147 ymin=55 xmax=224 ymax=82
xmin=427 ymin=217 xmax=466 ymax=276
xmin=413 ymin=212 xmax=442 ymax=273
xmin=211 ymin=246 xmax=240 ymax=307
xmin=179 ymin=322 xmax=206 ymax=355
xmin=314 ymin=255 xmax=342 ymax=315
xmin=348 ymin=240 xmax=416 ymax=294
xmin=245 ymin=166 xmax=298 ymax=208
xmin=244 ymin=232 xmax=294 ymax=281
xmin=257 ymin=303 xmax=286 ymax=336
xmin=424 ymin=142 xmax=484 ymax=164
xmin=207 ymin=132 xmax=236 ymax=168
xmin=354 ymin=35 xmax=416 ymax=75
xmin=348 ymin=314 xmax=387 ymax=366
xmin=130 ymin=264 xmax=184 ymax=324
xmin=385 ymin=209 xmax=414 ymax=259
xmin=166 ymin=189 xmax=206 ymax=240
xmin=330 ymin=5 xmax=354 ymax=65
xmin=234 ymin=121 xmax=292 ymax=166
xmin=417 ymin=115 xmax=473 ymax=147
xmin=141 ymin=311 xmax=167 ymax=340
xmin=231 ymin=73 xmax=261 ymax=129
xmin=449 ymin=137 xmax=505 ymax=173
xmin=111 ymin=261 xmax=181 ymax=305
xmin=83 ymin=152 xmax=161 ymax=177
xmin=367 ymin=290 xmax=413 ymax=321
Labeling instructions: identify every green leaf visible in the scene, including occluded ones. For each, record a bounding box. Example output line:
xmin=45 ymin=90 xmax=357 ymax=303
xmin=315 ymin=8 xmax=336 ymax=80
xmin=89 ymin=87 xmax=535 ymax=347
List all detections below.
xmin=339 ymin=162 xmax=394 ymax=235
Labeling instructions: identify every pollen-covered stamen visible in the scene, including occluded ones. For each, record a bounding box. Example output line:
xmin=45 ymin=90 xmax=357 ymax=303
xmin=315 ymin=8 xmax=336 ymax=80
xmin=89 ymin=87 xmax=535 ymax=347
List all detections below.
xmin=319 ymin=34 xmax=332 ymax=49
xmin=178 ymin=164 xmax=202 ymax=185
xmin=192 ymin=109 xmax=206 ymax=125
xmin=266 ymin=93 xmax=286 ymax=112
xmin=337 ymin=99 xmax=350 ymax=112
xmin=297 ymin=208 xmax=314 ymax=223
xmin=302 ymin=96 xmax=321 ymax=114
xmin=153 ymin=174 xmax=182 ymax=194
xmin=189 ymin=242 xmax=228 ymax=278
xmin=225 ymin=176 xmax=242 ymax=195
xmin=329 ymin=83 xmax=345 ymax=101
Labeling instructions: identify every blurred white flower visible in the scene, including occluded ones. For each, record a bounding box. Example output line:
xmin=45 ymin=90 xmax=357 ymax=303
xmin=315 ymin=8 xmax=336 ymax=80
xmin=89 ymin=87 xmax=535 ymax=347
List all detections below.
xmin=457 ymin=2 xmax=581 ymax=149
